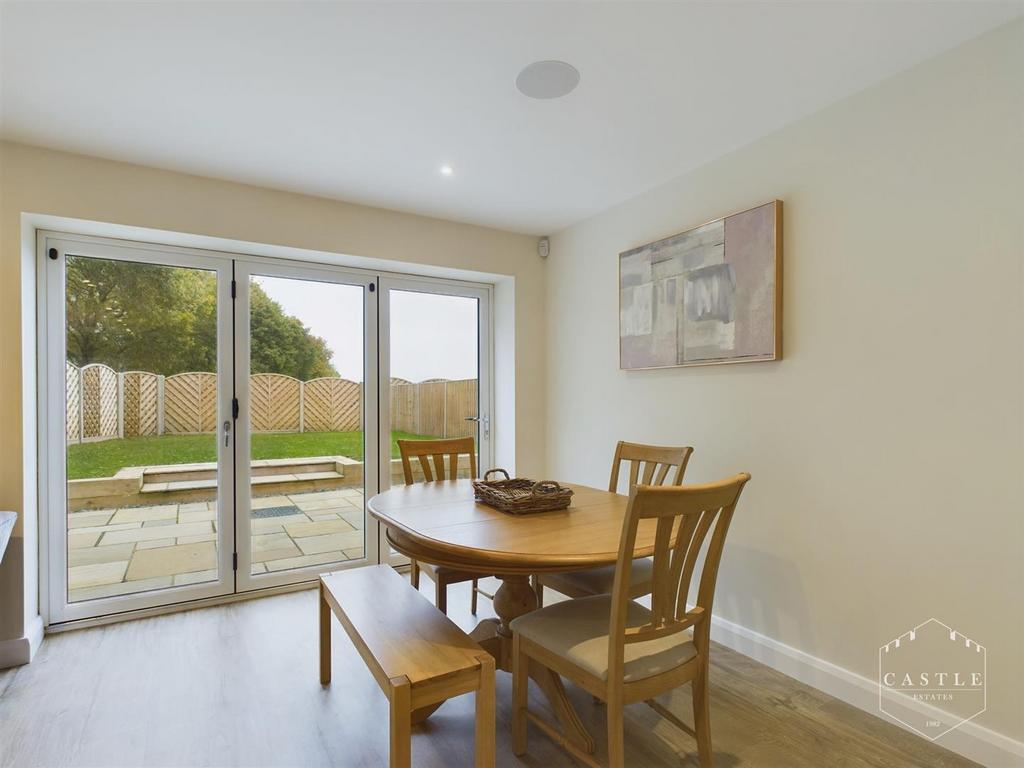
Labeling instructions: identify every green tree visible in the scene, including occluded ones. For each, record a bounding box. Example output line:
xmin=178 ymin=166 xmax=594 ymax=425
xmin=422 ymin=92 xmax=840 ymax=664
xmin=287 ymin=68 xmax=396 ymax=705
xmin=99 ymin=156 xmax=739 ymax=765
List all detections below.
xmin=249 ymin=283 xmax=337 ymax=380
xmin=66 ymin=256 xmax=336 ymax=379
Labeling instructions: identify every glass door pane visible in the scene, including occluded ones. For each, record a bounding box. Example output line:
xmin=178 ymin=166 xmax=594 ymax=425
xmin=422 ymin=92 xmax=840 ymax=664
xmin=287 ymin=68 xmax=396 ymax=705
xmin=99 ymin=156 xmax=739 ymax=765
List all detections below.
xmin=234 ymin=264 xmax=376 ymax=589
xmin=380 ymin=278 xmax=491 ymax=564
xmin=47 ymin=239 xmax=234 ymax=623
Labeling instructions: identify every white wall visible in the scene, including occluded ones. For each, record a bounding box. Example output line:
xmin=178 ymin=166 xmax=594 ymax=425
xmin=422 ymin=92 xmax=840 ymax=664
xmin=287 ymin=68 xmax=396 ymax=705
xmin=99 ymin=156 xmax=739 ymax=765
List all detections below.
xmin=0 ymin=142 xmax=545 ymax=655
xmin=546 ymin=20 xmax=1023 ymax=749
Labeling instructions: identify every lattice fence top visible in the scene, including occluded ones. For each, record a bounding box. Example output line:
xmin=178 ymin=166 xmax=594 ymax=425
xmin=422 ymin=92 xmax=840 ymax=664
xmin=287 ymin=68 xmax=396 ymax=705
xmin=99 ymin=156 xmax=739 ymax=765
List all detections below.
xmin=65 ymin=362 xmax=81 ymax=441
xmin=121 ymin=371 xmax=159 ymax=438
xmin=65 ymin=363 xmax=476 ymax=442
xmin=80 ymin=363 xmax=118 ymax=440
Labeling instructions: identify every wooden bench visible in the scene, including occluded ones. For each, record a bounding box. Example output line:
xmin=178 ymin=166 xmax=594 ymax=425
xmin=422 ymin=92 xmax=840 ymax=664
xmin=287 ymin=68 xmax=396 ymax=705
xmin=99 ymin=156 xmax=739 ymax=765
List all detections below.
xmin=319 ymin=564 xmax=496 ymax=768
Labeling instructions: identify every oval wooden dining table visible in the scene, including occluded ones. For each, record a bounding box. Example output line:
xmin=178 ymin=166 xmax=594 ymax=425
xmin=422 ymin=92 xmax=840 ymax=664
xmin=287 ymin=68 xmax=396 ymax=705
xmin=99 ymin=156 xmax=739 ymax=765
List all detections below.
xmin=367 ymin=478 xmax=660 ymax=756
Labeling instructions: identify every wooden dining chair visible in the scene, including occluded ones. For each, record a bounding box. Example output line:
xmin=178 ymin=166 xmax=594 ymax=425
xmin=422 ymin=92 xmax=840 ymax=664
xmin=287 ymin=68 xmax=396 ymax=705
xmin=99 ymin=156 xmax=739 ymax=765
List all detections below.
xmin=534 ymin=441 xmax=693 ymax=605
xmin=397 ymin=437 xmax=494 ymax=615
xmin=511 ymin=474 xmax=750 ymax=768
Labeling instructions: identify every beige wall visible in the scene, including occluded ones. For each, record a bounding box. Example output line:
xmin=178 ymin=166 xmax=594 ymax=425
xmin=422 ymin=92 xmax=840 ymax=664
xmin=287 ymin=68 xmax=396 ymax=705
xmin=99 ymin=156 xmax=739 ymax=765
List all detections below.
xmin=0 ymin=142 xmax=545 ymax=645
xmin=546 ymin=21 xmax=1023 ymax=743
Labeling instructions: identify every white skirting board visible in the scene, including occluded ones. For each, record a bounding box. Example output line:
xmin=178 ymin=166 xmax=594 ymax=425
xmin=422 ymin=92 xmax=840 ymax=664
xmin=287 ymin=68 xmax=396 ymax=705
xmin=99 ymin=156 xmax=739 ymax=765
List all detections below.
xmin=709 ymin=614 xmax=1024 ymax=768
xmin=0 ymin=614 xmax=44 ymax=669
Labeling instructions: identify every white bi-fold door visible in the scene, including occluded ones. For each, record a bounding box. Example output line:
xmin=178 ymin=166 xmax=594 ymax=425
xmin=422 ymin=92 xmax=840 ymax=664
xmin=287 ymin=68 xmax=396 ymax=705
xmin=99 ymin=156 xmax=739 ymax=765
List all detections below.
xmin=41 ymin=233 xmax=492 ymax=624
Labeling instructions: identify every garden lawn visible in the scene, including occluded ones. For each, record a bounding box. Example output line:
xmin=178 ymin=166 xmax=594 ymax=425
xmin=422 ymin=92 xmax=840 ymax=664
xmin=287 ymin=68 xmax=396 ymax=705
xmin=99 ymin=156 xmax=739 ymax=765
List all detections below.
xmin=67 ymin=430 xmax=437 ymax=480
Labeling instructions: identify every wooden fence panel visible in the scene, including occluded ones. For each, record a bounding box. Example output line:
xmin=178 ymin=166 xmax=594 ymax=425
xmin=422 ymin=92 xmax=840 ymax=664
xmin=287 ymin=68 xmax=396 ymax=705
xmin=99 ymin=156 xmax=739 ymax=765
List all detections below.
xmin=66 ymin=363 xmax=477 ymax=440
xmin=122 ymin=371 xmax=159 ymax=437
xmin=390 ymin=383 xmax=418 ymax=434
xmin=303 ymin=378 xmax=361 ymax=432
xmin=250 ymin=374 xmax=302 ymax=432
xmin=445 ymin=379 xmax=478 ymax=438
xmin=66 ymin=362 xmax=81 ymax=442
xmin=81 ymin=363 xmax=118 ymax=440
xmin=164 ymin=372 xmax=218 ymax=433
xmin=416 ymin=381 xmax=447 ymax=437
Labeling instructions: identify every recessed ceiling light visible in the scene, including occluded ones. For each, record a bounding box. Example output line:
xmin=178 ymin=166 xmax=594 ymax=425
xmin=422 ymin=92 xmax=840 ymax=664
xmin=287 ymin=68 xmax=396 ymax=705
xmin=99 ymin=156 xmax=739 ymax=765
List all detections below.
xmin=439 ymin=164 xmax=454 ymax=177
xmin=516 ymin=60 xmax=580 ymax=100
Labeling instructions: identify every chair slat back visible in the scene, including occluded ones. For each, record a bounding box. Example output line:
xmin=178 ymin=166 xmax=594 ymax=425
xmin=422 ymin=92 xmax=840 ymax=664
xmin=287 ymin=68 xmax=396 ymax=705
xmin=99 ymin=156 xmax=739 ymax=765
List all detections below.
xmin=608 ymin=475 xmax=750 ymax=676
xmin=397 ymin=438 xmax=477 ymax=485
xmin=609 ymin=441 xmax=693 ymax=493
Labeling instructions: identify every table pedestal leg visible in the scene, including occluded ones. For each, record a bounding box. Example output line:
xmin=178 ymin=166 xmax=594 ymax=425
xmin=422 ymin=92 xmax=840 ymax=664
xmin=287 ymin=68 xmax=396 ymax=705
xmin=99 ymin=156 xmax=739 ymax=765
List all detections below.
xmin=467 ymin=575 xmax=595 ymax=755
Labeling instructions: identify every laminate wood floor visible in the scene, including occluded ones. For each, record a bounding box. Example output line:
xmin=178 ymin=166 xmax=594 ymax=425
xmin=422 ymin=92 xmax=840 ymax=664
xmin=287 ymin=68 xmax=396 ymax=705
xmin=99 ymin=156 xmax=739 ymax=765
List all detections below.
xmin=0 ymin=581 xmax=980 ymax=767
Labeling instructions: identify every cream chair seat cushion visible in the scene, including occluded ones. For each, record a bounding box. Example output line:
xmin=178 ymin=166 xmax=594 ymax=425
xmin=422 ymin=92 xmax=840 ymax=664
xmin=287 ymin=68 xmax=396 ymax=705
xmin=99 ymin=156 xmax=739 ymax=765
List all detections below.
xmin=542 ymin=557 xmax=653 ymax=597
xmin=510 ymin=594 xmax=696 ymax=683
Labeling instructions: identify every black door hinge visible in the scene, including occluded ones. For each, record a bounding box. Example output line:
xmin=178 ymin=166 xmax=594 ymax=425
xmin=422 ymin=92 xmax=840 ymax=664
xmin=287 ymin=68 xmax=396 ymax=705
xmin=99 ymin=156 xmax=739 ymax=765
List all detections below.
xmin=232 ymin=552 xmax=238 ymax=571
xmin=369 ymin=282 xmax=375 ymax=293
xmin=231 ymin=280 xmax=237 ymax=298
xmin=232 ymin=397 xmax=239 ymax=419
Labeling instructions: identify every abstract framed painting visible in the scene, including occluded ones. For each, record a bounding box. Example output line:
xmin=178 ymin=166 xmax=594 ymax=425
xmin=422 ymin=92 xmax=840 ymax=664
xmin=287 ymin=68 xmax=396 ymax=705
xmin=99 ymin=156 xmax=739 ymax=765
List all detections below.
xmin=619 ymin=200 xmax=783 ymax=369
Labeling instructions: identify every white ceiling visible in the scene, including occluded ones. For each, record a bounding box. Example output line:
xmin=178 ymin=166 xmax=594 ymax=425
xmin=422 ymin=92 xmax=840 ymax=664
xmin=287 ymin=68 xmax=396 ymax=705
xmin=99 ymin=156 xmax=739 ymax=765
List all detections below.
xmin=1 ymin=2 xmax=1019 ymax=234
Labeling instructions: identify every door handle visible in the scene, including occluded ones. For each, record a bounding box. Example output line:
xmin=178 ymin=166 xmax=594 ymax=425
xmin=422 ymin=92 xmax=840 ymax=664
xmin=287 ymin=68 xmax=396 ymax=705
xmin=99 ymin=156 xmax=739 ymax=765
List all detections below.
xmin=464 ymin=415 xmax=489 ymax=440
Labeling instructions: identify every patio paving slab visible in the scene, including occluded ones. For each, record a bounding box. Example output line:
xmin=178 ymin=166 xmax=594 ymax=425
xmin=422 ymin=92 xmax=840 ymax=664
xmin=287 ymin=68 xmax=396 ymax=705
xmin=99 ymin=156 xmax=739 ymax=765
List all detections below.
xmin=264 ymin=551 xmax=348 ymax=572
xmin=288 ymin=490 xmax=349 ymax=502
xmin=68 ymin=543 xmax=137 ymax=568
xmin=294 ymin=497 xmax=351 ymax=512
xmin=338 ymin=509 xmax=364 ymax=529
xmin=70 ymin=576 xmax=173 ymax=602
xmin=177 ymin=533 xmax=218 ymax=545
xmin=67 ymin=510 xmax=114 ymax=529
xmin=282 ymin=518 xmax=355 ymax=539
xmin=69 ymin=522 xmax=142 ymax=535
xmin=252 ymin=532 xmax=301 ymax=562
xmin=126 ymin=541 xmax=217 ymax=581
xmin=294 ymin=530 xmax=363 ymax=556
xmin=68 ymin=532 xmax=101 ymax=549
xmin=109 ymin=505 xmax=178 ymax=525
xmin=68 ymin=560 xmax=129 ymax=589
xmin=137 ymin=538 xmax=176 ymax=550
xmin=252 ymin=514 xmax=307 ymax=533
xmin=178 ymin=508 xmax=217 ymax=523
xmin=173 ymin=568 xmax=219 ymax=586
xmin=100 ymin=521 xmax=213 ymax=546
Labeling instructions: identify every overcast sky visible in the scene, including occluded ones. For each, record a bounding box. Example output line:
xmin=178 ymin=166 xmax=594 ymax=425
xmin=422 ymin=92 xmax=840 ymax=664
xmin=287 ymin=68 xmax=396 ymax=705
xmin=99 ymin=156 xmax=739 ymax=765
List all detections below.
xmin=253 ymin=276 xmax=478 ymax=382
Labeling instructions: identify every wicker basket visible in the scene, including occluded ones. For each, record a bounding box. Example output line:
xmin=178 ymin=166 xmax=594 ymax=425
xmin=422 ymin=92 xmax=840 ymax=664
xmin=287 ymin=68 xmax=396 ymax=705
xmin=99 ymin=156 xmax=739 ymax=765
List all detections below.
xmin=473 ymin=469 xmax=574 ymax=514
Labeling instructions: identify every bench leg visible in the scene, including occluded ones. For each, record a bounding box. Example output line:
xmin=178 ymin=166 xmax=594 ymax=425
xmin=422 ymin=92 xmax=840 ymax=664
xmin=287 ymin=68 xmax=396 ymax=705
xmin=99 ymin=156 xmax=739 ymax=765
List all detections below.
xmin=319 ymin=581 xmax=331 ymax=685
xmin=475 ymin=654 xmax=496 ymax=768
xmin=389 ymin=676 xmax=412 ymax=768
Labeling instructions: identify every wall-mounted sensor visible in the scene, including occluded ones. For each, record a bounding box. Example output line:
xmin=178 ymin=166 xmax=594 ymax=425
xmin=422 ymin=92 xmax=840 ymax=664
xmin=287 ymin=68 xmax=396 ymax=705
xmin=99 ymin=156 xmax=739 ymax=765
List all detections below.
xmin=538 ymin=237 xmax=550 ymax=259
